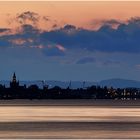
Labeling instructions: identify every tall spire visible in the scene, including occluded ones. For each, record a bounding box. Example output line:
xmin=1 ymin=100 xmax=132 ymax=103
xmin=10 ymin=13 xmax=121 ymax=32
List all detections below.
xmin=12 ymin=72 xmax=16 ymax=83
xmin=10 ymin=72 xmax=19 ymax=88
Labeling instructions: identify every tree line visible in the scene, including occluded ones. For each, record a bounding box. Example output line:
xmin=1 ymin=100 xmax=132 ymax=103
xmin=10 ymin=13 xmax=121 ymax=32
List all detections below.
xmin=0 ymin=83 xmax=139 ymax=100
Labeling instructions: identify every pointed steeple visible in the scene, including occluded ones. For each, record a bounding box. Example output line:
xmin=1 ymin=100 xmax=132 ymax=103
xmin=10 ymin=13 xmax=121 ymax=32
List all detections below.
xmin=13 ymin=72 xmax=16 ymax=77
xmin=10 ymin=72 xmax=19 ymax=88
xmin=12 ymin=72 xmax=16 ymax=83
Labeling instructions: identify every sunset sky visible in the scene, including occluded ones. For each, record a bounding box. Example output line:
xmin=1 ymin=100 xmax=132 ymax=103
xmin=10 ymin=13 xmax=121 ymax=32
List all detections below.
xmin=1 ymin=1 xmax=140 ymax=29
xmin=1 ymin=1 xmax=140 ymax=81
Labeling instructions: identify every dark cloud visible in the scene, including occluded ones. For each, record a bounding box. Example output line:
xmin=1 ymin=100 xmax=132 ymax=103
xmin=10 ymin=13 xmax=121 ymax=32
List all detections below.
xmin=128 ymin=17 xmax=140 ymax=24
xmin=0 ymin=24 xmax=40 ymax=48
xmin=97 ymin=19 xmax=122 ymax=26
xmin=7 ymin=11 xmax=55 ymax=28
xmin=43 ymin=16 xmax=50 ymax=21
xmin=0 ymin=28 xmax=10 ymax=33
xmin=104 ymin=19 xmax=122 ymax=25
xmin=53 ymin=24 xmax=77 ymax=34
xmin=91 ymin=19 xmax=123 ymax=30
xmin=62 ymin=24 xmax=76 ymax=30
xmin=52 ymin=24 xmax=58 ymax=29
xmin=40 ymin=17 xmax=140 ymax=53
xmin=2 ymin=17 xmax=140 ymax=57
xmin=16 ymin=11 xmax=40 ymax=25
xmin=76 ymin=57 xmax=95 ymax=64
xmin=20 ymin=24 xmax=40 ymax=34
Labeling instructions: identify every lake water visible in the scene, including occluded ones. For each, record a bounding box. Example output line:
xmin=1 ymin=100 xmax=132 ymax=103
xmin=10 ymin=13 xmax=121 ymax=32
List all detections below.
xmin=0 ymin=105 xmax=140 ymax=138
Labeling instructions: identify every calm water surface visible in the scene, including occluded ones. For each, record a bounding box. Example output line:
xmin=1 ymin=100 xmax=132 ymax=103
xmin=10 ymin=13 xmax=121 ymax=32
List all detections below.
xmin=0 ymin=105 xmax=140 ymax=138
xmin=0 ymin=106 xmax=140 ymax=122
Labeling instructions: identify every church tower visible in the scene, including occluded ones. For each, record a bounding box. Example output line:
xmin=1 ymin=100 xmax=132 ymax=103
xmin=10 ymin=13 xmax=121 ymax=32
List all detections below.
xmin=13 ymin=72 xmax=16 ymax=83
xmin=10 ymin=72 xmax=19 ymax=88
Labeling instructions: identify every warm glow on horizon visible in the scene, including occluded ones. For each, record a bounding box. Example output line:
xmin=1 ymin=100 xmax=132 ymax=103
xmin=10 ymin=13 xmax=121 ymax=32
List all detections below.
xmin=0 ymin=1 xmax=140 ymax=29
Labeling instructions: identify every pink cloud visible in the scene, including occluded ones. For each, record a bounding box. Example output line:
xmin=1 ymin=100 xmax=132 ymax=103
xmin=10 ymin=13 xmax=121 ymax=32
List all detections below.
xmin=55 ymin=44 xmax=66 ymax=52
xmin=37 ymin=45 xmax=43 ymax=49
xmin=47 ymin=44 xmax=66 ymax=52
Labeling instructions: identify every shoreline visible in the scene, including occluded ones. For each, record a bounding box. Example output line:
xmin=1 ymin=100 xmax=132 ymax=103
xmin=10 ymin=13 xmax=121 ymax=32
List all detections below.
xmin=0 ymin=99 xmax=139 ymax=106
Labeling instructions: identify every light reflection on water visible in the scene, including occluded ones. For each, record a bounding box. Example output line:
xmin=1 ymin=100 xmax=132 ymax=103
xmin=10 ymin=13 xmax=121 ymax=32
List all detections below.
xmin=0 ymin=106 xmax=139 ymax=138
xmin=0 ymin=106 xmax=140 ymax=122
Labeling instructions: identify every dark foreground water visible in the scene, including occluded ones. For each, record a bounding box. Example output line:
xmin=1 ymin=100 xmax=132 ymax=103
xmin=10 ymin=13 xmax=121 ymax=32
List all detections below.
xmin=0 ymin=105 xmax=140 ymax=138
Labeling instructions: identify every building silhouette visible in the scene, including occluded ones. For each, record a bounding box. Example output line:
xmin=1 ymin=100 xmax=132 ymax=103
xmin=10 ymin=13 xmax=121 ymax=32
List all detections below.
xmin=10 ymin=72 xmax=19 ymax=88
xmin=0 ymin=72 xmax=139 ymax=100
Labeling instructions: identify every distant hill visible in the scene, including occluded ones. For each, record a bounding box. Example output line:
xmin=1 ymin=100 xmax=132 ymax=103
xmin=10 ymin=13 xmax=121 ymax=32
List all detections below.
xmin=1 ymin=79 xmax=140 ymax=89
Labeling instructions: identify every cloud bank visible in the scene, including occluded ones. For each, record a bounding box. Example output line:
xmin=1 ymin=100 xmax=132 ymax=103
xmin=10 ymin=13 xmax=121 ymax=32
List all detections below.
xmin=1 ymin=11 xmax=140 ymax=81
xmin=1 ymin=12 xmax=140 ymax=62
